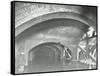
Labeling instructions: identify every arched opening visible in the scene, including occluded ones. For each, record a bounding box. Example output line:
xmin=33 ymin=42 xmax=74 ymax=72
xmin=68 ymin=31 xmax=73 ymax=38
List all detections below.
xmin=26 ymin=42 xmax=72 ymax=72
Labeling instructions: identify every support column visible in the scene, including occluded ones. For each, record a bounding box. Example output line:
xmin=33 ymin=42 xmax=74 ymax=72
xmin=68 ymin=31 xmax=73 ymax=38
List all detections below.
xmin=71 ymin=45 xmax=78 ymax=61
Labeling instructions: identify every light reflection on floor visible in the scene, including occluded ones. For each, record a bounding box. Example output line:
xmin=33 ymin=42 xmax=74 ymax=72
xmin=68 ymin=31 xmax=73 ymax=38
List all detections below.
xmin=24 ymin=60 xmax=96 ymax=73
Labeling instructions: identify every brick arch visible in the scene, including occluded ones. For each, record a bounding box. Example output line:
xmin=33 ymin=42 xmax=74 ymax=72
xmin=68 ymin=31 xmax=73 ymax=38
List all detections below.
xmin=15 ymin=12 xmax=96 ymax=37
xmin=29 ymin=42 xmax=63 ymax=53
xmin=28 ymin=42 xmax=63 ymax=61
xmin=27 ymin=42 xmax=72 ymax=66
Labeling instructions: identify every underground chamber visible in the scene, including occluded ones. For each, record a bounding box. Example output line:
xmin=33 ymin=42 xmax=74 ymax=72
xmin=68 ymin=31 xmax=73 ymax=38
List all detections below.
xmin=15 ymin=18 xmax=97 ymax=73
xmin=14 ymin=2 xmax=97 ymax=73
